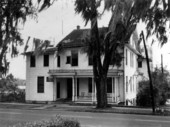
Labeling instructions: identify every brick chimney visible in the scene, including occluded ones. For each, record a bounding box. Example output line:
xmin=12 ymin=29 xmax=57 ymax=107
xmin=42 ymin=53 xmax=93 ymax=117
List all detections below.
xmin=77 ymin=25 xmax=80 ymax=30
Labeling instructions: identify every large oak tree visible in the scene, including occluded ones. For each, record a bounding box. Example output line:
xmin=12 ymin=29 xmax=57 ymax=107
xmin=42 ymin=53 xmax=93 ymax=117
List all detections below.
xmin=74 ymin=0 xmax=170 ymax=108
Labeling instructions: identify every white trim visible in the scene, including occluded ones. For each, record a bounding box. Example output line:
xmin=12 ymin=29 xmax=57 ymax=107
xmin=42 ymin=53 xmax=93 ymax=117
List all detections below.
xmin=115 ymin=77 xmax=117 ymax=102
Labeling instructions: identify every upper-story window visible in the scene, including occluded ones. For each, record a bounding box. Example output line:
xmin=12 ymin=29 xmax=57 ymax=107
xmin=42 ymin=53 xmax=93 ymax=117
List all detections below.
xmin=66 ymin=56 xmax=71 ymax=64
xmin=130 ymin=52 xmax=134 ymax=67
xmin=71 ymin=50 xmax=78 ymax=66
xmin=88 ymin=55 xmax=93 ymax=66
xmin=126 ymin=49 xmax=128 ymax=66
xmin=138 ymin=61 xmax=142 ymax=68
xmin=57 ymin=56 xmax=60 ymax=67
xmin=30 ymin=55 xmax=35 ymax=67
xmin=126 ymin=76 xmax=128 ymax=92
xmin=44 ymin=54 xmax=49 ymax=67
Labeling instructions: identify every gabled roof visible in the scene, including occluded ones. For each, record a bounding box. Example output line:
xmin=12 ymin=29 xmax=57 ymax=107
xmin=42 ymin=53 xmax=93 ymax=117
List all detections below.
xmin=23 ymin=27 xmax=142 ymax=56
xmin=57 ymin=27 xmax=108 ymax=48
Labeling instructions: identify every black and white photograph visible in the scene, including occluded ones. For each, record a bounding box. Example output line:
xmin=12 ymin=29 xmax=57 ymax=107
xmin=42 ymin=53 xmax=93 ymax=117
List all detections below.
xmin=0 ymin=0 xmax=170 ymax=127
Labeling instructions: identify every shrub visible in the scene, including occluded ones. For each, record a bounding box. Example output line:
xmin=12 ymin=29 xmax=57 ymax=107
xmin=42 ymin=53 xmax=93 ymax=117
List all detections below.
xmin=0 ymin=89 xmax=25 ymax=102
xmin=136 ymin=80 xmax=169 ymax=107
xmin=10 ymin=115 xmax=80 ymax=127
xmin=136 ymin=83 xmax=159 ymax=107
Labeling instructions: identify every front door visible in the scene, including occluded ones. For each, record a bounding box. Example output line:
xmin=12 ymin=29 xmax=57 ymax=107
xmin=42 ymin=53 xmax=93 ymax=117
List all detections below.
xmin=67 ymin=78 xmax=72 ymax=99
xmin=57 ymin=82 xmax=60 ymax=98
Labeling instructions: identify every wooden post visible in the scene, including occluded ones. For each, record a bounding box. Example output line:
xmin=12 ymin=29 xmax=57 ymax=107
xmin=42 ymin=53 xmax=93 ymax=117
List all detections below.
xmin=141 ymin=31 xmax=155 ymax=113
xmin=72 ymin=77 xmax=75 ymax=101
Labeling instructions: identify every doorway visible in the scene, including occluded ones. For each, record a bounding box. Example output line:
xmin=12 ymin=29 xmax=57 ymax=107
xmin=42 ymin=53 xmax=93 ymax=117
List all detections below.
xmin=67 ymin=78 xmax=72 ymax=99
xmin=57 ymin=82 xmax=60 ymax=98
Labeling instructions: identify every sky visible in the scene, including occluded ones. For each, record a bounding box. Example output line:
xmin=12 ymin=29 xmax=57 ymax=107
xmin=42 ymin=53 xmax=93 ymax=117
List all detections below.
xmin=8 ymin=0 xmax=170 ymax=79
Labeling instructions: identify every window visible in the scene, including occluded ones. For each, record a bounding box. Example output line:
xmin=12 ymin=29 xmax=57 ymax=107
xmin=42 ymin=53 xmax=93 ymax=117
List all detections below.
xmin=88 ymin=55 xmax=93 ymax=66
xmin=44 ymin=54 xmax=49 ymax=67
xmin=66 ymin=56 xmax=71 ymax=64
xmin=130 ymin=77 xmax=132 ymax=92
xmin=88 ymin=78 xmax=92 ymax=93
xmin=71 ymin=51 xmax=78 ymax=66
xmin=107 ymin=78 xmax=112 ymax=93
xmin=37 ymin=77 xmax=44 ymax=93
xmin=138 ymin=61 xmax=142 ymax=68
xmin=30 ymin=55 xmax=35 ymax=67
xmin=126 ymin=76 xmax=128 ymax=92
xmin=57 ymin=56 xmax=60 ymax=67
xmin=130 ymin=52 xmax=134 ymax=67
xmin=126 ymin=49 xmax=128 ymax=65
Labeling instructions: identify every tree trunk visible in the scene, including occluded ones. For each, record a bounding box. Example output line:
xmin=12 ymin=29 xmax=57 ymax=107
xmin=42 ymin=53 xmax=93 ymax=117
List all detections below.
xmin=96 ymin=76 xmax=108 ymax=108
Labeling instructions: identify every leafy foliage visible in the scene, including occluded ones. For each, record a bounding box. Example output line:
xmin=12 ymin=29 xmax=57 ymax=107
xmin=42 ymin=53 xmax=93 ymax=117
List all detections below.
xmin=11 ymin=115 xmax=80 ymax=127
xmin=74 ymin=0 xmax=170 ymax=108
xmin=0 ymin=74 xmax=25 ymax=102
xmin=137 ymin=67 xmax=170 ymax=107
xmin=0 ymin=0 xmax=36 ymax=76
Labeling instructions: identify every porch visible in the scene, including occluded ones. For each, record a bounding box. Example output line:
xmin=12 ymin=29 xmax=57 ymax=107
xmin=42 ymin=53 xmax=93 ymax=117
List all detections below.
xmin=49 ymin=69 xmax=123 ymax=104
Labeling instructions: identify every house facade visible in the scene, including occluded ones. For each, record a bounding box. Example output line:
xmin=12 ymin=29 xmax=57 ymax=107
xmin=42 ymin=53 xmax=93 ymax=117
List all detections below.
xmin=25 ymin=27 xmax=151 ymax=105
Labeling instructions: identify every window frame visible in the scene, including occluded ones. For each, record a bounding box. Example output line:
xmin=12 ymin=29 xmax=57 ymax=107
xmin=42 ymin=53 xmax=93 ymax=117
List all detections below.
xmin=126 ymin=49 xmax=128 ymax=66
xmin=66 ymin=56 xmax=71 ymax=64
xmin=44 ymin=54 xmax=49 ymax=67
xmin=57 ymin=56 xmax=60 ymax=67
xmin=30 ymin=55 xmax=36 ymax=67
xmin=37 ymin=76 xmax=44 ymax=93
xmin=138 ymin=61 xmax=142 ymax=68
xmin=71 ymin=50 xmax=78 ymax=66
xmin=126 ymin=76 xmax=128 ymax=93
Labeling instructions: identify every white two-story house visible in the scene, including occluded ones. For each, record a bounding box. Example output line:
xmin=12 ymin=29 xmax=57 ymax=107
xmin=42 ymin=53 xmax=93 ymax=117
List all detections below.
xmin=24 ymin=27 xmax=151 ymax=105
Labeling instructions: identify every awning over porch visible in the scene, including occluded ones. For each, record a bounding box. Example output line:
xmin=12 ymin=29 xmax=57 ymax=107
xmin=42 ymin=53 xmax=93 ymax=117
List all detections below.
xmin=48 ymin=69 xmax=123 ymax=77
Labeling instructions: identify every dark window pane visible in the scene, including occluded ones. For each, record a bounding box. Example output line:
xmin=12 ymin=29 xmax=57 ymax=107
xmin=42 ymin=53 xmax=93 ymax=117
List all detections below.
xmin=66 ymin=56 xmax=71 ymax=64
xmin=57 ymin=56 xmax=60 ymax=67
xmin=138 ymin=61 xmax=142 ymax=68
xmin=107 ymin=78 xmax=112 ymax=93
xmin=89 ymin=55 xmax=93 ymax=66
xmin=30 ymin=55 xmax=35 ymax=67
xmin=44 ymin=54 xmax=49 ymax=67
xmin=88 ymin=78 xmax=92 ymax=93
xmin=126 ymin=76 xmax=128 ymax=92
xmin=126 ymin=49 xmax=128 ymax=65
xmin=71 ymin=51 xmax=78 ymax=66
xmin=37 ymin=77 xmax=44 ymax=93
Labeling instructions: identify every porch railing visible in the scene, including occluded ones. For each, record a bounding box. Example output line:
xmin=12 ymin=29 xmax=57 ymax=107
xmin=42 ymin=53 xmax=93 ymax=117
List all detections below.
xmin=76 ymin=92 xmax=116 ymax=103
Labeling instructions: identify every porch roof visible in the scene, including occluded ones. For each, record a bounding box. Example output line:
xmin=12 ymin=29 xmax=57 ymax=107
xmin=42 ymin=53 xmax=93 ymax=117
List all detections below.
xmin=48 ymin=69 xmax=123 ymax=77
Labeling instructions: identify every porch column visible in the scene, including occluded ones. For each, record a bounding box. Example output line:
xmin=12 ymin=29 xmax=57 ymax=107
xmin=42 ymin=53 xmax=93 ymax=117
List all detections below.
xmin=72 ymin=77 xmax=75 ymax=101
xmin=112 ymin=77 xmax=114 ymax=102
xmin=53 ymin=77 xmax=56 ymax=101
xmin=115 ymin=77 xmax=117 ymax=102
